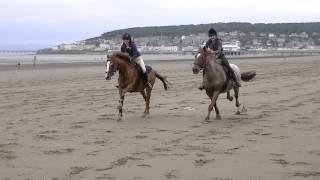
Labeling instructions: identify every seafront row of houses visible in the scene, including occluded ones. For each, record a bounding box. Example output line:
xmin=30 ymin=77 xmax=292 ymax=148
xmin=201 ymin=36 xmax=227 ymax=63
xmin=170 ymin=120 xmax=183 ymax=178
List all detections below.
xmin=33 ymin=31 xmax=320 ymax=54
xmin=1 ymin=30 xmax=319 ymax=55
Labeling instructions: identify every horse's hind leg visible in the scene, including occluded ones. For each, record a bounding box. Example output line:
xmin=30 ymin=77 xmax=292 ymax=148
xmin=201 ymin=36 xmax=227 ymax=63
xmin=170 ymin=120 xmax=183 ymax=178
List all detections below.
xmin=117 ymin=92 xmax=124 ymax=120
xmin=233 ymin=86 xmax=241 ymax=115
xmin=227 ymin=91 xmax=233 ymax=101
xmin=233 ymin=87 xmax=240 ymax=107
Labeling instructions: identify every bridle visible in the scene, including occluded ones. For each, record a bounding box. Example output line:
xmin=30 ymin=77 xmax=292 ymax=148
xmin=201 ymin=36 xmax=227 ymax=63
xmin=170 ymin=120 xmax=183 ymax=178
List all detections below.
xmin=193 ymin=52 xmax=206 ymax=70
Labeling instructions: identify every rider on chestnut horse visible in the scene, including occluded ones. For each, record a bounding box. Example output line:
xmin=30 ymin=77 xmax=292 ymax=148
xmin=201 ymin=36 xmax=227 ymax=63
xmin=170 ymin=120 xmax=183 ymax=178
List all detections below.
xmin=121 ymin=33 xmax=152 ymax=88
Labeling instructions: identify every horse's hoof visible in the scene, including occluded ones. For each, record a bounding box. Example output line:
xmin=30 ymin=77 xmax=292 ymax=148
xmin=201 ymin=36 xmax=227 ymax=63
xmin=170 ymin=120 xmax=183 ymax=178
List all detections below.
xmin=241 ymin=105 xmax=247 ymax=113
xmin=202 ymin=120 xmax=211 ymax=124
xmin=216 ymin=115 xmax=222 ymax=120
xmin=235 ymin=111 xmax=241 ymax=115
xmin=141 ymin=112 xmax=150 ymax=118
xmin=228 ymin=96 xmax=233 ymax=101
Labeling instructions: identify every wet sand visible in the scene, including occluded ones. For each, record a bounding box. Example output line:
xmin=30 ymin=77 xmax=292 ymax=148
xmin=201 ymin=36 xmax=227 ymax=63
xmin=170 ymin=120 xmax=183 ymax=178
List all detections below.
xmin=0 ymin=56 xmax=320 ymax=180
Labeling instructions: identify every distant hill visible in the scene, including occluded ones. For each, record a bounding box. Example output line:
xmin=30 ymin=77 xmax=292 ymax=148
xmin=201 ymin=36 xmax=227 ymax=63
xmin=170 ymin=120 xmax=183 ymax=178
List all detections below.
xmin=89 ymin=22 xmax=320 ymax=40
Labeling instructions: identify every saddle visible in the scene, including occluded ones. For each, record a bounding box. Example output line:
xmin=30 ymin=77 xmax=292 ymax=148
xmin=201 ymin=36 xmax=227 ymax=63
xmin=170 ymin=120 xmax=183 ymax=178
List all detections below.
xmin=214 ymin=58 xmax=239 ymax=92
xmin=215 ymin=58 xmax=232 ymax=80
xmin=132 ymin=61 xmax=152 ymax=78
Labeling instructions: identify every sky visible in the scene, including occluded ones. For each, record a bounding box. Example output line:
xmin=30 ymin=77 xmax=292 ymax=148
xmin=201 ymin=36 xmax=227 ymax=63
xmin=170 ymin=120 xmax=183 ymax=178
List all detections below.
xmin=0 ymin=0 xmax=319 ymax=46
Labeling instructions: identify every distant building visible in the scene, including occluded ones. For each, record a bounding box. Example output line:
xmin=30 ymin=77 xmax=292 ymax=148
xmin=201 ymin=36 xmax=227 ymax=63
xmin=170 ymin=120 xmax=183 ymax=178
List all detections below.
xmin=268 ymin=33 xmax=276 ymax=38
xmin=223 ymin=44 xmax=241 ymax=55
xmin=299 ymin=32 xmax=309 ymax=38
xmin=99 ymin=43 xmax=111 ymax=50
xmin=259 ymin=33 xmax=267 ymax=37
xmin=58 ymin=44 xmax=76 ymax=50
xmin=141 ymin=45 xmax=178 ymax=53
xmin=223 ymin=44 xmax=240 ymax=52
xmin=230 ymin=31 xmax=239 ymax=37
xmin=289 ymin=33 xmax=299 ymax=38
xmin=249 ymin=32 xmax=256 ymax=36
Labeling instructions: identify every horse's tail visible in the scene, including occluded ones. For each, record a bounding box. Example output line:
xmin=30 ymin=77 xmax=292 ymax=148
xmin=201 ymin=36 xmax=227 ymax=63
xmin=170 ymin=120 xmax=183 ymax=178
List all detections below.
xmin=241 ymin=70 xmax=256 ymax=82
xmin=155 ymin=71 xmax=169 ymax=90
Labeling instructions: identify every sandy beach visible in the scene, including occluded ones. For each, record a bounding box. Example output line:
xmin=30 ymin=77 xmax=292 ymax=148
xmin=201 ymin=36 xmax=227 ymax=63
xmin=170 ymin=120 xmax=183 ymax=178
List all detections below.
xmin=0 ymin=56 xmax=320 ymax=180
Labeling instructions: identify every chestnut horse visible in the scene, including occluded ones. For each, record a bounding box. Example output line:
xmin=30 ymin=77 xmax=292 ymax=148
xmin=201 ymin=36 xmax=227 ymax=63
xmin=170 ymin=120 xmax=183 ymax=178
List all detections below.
xmin=105 ymin=52 xmax=169 ymax=120
xmin=192 ymin=47 xmax=256 ymax=121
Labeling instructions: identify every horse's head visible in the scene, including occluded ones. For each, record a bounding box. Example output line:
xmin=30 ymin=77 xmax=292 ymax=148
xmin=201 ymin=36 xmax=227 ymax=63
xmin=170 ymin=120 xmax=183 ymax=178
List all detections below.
xmin=192 ymin=46 xmax=215 ymax=74
xmin=105 ymin=53 xmax=117 ymax=80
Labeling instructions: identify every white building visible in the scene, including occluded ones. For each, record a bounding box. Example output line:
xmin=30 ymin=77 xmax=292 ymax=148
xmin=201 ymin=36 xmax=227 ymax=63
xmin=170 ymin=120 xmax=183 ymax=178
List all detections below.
xmin=268 ymin=33 xmax=276 ymax=38
xmin=99 ymin=43 xmax=111 ymax=50
xmin=223 ymin=44 xmax=240 ymax=52
xmin=299 ymin=32 xmax=309 ymax=38
xmin=141 ymin=45 xmax=178 ymax=53
xmin=58 ymin=44 xmax=77 ymax=50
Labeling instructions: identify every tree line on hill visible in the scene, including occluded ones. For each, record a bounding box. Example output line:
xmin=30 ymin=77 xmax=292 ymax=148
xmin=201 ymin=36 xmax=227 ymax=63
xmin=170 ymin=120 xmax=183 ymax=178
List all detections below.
xmin=88 ymin=22 xmax=320 ymax=40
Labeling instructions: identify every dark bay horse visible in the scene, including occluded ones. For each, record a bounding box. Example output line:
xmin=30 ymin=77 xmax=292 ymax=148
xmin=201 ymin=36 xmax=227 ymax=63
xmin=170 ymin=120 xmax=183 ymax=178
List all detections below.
xmin=192 ymin=47 xmax=256 ymax=121
xmin=105 ymin=52 xmax=169 ymax=120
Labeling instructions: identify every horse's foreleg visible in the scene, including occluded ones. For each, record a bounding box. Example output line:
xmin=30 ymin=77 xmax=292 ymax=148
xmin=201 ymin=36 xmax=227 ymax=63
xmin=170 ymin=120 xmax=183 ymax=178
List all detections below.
xmin=117 ymin=95 xmax=124 ymax=119
xmin=145 ymin=88 xmax=152 ymax=114
xmin=227 ymin=91 xmax=233 ymax=101
xmin=117 ymin=88 xmax=125 ymax=120
xmin=120 ymin=84 xmax=135 ymax=97
xmin=140 ymin=90 xmax=148 ymax=114
xmin=205 ymin=91 xmax=220 ymax=121
xmin=214 ymin=104 xmax=221 ymax=120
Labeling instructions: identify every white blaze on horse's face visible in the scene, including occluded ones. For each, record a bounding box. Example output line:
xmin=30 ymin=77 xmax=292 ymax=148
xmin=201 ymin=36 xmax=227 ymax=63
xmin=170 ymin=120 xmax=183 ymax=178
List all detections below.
xmin=196 ymin=53 xmax=201 ymax=59
xmin=105 ymin=61 xmax=111 ymax=79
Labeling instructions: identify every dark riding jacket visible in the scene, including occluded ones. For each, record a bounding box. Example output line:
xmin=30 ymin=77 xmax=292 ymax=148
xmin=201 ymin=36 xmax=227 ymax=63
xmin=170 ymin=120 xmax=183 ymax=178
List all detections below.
xmin=120 ymin=42 xmax=141 ymax=60
xmin=205 ymin=38 xmax=224 ymax=58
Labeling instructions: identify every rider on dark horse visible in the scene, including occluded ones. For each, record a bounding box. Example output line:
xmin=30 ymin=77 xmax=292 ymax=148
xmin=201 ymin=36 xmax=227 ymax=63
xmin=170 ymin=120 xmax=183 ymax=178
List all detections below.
xmin=121 ymin=33 xmax=152 ymax=88
xmin=199 ymin=28 xmax=241 ymax=90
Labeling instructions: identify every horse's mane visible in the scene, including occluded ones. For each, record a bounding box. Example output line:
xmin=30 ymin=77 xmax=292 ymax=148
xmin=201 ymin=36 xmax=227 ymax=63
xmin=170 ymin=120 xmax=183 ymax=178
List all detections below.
xmin=113 ymin=52 xmax=131 ymax=63
xmin=198 ymin=47 xmax=216 ymax=56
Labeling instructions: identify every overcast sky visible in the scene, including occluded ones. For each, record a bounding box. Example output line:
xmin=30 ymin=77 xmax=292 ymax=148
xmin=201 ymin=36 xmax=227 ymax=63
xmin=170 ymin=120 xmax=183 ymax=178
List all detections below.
xmin=0 ymin=0 xmax=319 ymax=46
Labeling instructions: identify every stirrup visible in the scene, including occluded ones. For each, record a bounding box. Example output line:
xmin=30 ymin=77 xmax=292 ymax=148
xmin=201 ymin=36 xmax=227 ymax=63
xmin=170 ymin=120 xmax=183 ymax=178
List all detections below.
xmin=235 ymin=81 xmax=241 ymax=87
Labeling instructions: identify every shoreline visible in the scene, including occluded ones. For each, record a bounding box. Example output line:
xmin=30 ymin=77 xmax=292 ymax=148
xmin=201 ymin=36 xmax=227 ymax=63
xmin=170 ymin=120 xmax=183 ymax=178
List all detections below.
xmin=0 ymin=54 xmax=319 ymax=72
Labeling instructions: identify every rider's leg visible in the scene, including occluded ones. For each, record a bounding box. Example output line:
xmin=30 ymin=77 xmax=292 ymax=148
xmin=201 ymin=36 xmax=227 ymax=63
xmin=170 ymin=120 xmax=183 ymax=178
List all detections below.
xmin=220 ymin=56 xmax=241 ymax=87
xmin=135 ymin=56 xmax=152 ymax=88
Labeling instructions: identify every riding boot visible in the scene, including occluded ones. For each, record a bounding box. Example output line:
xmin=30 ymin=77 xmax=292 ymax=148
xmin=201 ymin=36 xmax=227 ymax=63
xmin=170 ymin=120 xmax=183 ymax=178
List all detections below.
xmin=229 ymin=68 xmax=241 ymax=87
xmin=221 ymin=55 xmax=241 ymax=87
xmin=142 ymin=72 xmax=152 ymax=88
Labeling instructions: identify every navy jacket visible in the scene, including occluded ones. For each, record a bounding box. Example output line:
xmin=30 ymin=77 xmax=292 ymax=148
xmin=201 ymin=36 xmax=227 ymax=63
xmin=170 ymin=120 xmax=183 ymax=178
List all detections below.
xmin=120 ymin=42 xmax=141 ymax=60
xmin=205 ymin=38 xmax=224 ymax=58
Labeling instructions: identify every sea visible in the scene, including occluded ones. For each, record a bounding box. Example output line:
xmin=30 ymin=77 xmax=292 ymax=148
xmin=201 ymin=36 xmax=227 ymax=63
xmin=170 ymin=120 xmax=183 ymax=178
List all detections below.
xmin=0 ymin=53 xmax=194 ymax=65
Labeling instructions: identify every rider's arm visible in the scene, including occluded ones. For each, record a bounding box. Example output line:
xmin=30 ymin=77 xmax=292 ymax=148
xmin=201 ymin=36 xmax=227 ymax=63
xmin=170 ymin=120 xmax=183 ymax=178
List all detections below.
xmin=120 ymin=43 xmax=126 ymax=53
xmin=205 ymin=40 xmax=211 ymax=48
xmin=216 ymin=39 xmax=223 ymax=57
xmin=131 ymin=43 xmax=140 ymax=59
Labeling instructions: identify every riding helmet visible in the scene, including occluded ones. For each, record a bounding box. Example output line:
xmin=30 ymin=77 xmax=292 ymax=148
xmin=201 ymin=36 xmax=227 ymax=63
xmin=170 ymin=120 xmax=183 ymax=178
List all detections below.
xmin=122 ymin=33 xmax=132 ymax=41
xmin=208 ymin=28 xmax=217 ymax=36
